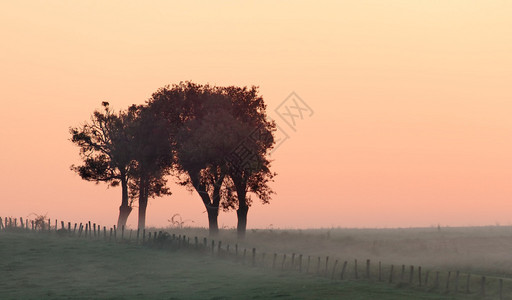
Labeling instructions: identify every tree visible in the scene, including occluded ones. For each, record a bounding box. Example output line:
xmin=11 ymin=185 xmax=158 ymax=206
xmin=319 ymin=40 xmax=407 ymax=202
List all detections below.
xmin=146 ymin=82 xmax=276 ymax=236
xmin=147 ymin=82 xmax=238 ymax=236
xmin=221 ymin=86 xmax=276 ymax=238
xmin=175 ymin=105 xmax=241 ymax=235
xmin=70 ymin=102 xmax=134 ymax=228
xmin=126 ymin=104 xmax=173 ymax=230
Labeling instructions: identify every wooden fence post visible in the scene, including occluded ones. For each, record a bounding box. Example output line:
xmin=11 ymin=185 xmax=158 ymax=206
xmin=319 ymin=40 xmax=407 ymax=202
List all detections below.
xmin=388 ymin=265 xmax=394 ymax=283
xmin=341 ymin=261 xmax=348 ymax=280
xmin=418 ymin=267 xmax=422 ymax=287
xmin=272 ymin=253 xmax=277 ymax=269
xmin=110 ymin=228 xmax=113 ymax=242
xmin=409 ymin=266 xmax=414 ymax=284
xmin=203 ymin=237 xmax=207 ymax=249
xmin=235 ymin=244 xmax=238 ymax=257
xmin=445 ymin=271 xmax=451 ymax=293
xmin=378 ymin=261 xmax=382 ymax=282
xmin=325 ymin=256 xmax=329 ymax=275
xmin=480 ymin=276 xmax=486 ymax=297
xmin=316 ymin=257 xmax=321 ymax=274
xmin=0 ymin=217 xmax=3 ymax=230
xmin=434 ymin=271 xmax=440 ymax=290
xmin=20 ymin=217 xmax=24 ymax=229
xmin=298 ymin=254 xmax=303 ymax=272
xmin=194 ymin=236 xmax=198 ymax=249
xmin=499 ymin=278 xmax=503 ymax=300
xmin=331 ymin=260 xmax=338 ymax=280
xmin=218 ymin=241 xmax=222 ymax=255
xmin=252 ymin=248 xmax=256 ymax=266
xmin=366 ymin=259 xmax=371 ymax=279
xmin=465 ymin=273 xmax=471 ymax=294
xmin=103 ymin=226 xmax=106 ymax=240
xmin=354 ymin=259 xmax=359 ymax=279
xmin=454 ymin=271 xmax=459 ymax=293
xmin=74 ymin=223 xmax=77 ymax=233
xmin=291 ymin=253 xmax=295 ymax=269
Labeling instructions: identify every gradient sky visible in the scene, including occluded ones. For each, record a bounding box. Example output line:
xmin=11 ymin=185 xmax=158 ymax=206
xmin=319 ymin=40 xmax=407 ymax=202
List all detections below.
xmin=1 ymin=1 xmax=511 ymax=229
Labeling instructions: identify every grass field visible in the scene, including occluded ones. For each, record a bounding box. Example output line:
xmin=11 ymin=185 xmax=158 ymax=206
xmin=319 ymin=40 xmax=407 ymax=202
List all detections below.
xmin=0 ymin=230 xmax=470 ymax=300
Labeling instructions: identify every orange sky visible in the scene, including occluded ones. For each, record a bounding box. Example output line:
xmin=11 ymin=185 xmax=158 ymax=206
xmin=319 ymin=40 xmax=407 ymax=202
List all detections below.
xmin=1 ymin=1 xmax=511 ymax=229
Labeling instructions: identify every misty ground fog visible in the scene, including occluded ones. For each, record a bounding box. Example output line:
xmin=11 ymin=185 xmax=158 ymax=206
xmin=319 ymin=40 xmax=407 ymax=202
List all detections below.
xmin=166 ymin=225 xmax=512 ymax=278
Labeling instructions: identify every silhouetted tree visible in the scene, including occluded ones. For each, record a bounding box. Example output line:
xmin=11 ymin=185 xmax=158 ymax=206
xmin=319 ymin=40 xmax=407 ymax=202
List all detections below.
xmin=126 ymin=104 xmax=173 ymax=229
xmin=175 ymin=105 xmax=241 ymax=235
xmin=147 ymin=82 xmax=237 ymax=235
xmin=145 ymin=82 xmax=276 ymax=236
xmin=221 ymin=86 xmax=276 ymax=238
xmin=70 ymin=102 xmax=134 ymax=228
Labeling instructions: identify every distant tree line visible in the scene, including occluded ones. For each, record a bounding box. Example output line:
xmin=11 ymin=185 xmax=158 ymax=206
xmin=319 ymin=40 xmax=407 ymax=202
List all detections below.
xmin=70 ymin=82 xmax=276 ymax=238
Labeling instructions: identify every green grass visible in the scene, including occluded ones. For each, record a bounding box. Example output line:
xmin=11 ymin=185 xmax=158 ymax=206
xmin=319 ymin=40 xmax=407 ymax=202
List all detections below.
xmin=0 ymin=231 xmax=465 ymax=300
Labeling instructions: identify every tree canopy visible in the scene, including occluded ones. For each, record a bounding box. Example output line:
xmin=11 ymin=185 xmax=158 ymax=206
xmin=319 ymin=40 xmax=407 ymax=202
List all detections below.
xmin=70 ymin=82 xmax=276 ymax=236
xmin=70 ymin=102 xmax=134 ymax=228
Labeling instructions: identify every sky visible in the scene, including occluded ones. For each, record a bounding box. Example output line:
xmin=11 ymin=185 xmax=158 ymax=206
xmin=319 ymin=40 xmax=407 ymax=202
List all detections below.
xmin=1 ymin=1 xmax=511 ymax=229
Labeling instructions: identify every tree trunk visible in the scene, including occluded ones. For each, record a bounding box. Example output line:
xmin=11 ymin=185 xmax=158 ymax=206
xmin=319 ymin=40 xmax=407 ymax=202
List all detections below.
xmin=207 ymin=206 xmax=219 ymax=236
xmin=237 ymin=205 xmax=248 ymax=239
xmin=117 ymin=205 xmax=132 ymax=229
xmin=137 ymin=176 xmax=148 ymax=230
xmin=117 ymin=176 xmax=132 ymax=229
xmin=234 ymin=179 xmax=249 ymax=239
xmin=138 ymin=201 xmax=147 ymax=230
xmin=207 ymin=172 xmax=224 ymax=236
xmin=190 ymin=170 xmax=220 ymax=236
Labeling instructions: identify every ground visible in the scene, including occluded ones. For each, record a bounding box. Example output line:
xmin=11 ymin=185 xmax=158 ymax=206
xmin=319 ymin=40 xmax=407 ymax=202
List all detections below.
xmin=0 ymin=230 xmax=471 ymax=300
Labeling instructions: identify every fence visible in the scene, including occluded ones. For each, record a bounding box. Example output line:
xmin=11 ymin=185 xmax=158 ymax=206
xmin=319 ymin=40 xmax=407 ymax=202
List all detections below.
xmin=0 ymin=216 xmax=510 ymax=299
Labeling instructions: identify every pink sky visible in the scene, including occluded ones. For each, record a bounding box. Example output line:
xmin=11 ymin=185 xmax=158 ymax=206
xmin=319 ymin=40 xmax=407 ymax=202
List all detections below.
xmin=1 ymin=1 xmax=511 ymax=229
